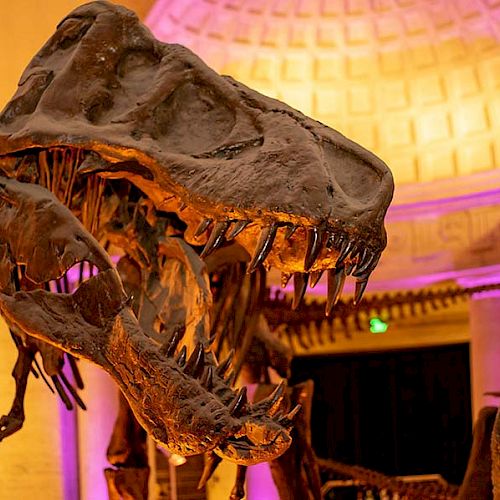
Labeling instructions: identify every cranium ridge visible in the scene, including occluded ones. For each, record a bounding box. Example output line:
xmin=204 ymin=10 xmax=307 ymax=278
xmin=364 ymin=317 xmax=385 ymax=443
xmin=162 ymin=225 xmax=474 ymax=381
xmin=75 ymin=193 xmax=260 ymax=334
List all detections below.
xmin=0 ymin=0 xmax=394 ymax=473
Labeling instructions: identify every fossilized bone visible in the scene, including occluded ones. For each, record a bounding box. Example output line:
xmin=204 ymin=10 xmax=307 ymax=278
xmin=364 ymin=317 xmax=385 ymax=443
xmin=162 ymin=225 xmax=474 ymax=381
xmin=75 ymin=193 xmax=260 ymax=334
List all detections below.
xmin=457 ymin=406 xmax=496 ymax=500
xmin=317 ymin=406 xmax=498 ymax=500
xmin=493 ymin=408 xmax=500 ymax=499
xmin=318 ymin=457 xmax=459 ymax=499
xmin=264 ymin=282 xmax=500 ymax=349
xmin=0 ymin=1 xmax=393 ymax=497
xmin=0 ymin=327 xmax=85 ymax=442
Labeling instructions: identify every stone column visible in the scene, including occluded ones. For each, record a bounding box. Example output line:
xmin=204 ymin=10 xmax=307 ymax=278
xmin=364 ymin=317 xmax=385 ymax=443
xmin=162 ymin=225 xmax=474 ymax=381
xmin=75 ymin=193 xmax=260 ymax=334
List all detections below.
xmin=77 ymin=361 xmax=119 ymax=500
xmin=469 ymin=292 xmax=500 ymax=421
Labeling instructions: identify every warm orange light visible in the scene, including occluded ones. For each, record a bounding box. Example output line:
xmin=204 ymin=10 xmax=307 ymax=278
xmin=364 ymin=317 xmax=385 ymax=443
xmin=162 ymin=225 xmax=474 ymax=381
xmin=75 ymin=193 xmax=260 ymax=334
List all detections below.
xmin=147 ymin=0 xmax=500 ymax=186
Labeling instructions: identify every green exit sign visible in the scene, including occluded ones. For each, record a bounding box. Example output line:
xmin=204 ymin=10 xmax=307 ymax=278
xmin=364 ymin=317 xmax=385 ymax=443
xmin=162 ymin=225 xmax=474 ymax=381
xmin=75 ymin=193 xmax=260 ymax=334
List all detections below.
xmin=370 ymin=317 xmax=388 ymax=334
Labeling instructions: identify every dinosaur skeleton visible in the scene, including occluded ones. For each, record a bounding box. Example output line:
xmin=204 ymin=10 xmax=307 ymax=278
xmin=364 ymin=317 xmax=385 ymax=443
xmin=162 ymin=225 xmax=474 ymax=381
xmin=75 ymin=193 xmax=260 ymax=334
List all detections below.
xmin=264 ymin=282 xmax=500 ymax=349
xmin=318 ymin=457 xmax=459 ymax=499
xmin=0 ymin=1 xmax=393 ymax=498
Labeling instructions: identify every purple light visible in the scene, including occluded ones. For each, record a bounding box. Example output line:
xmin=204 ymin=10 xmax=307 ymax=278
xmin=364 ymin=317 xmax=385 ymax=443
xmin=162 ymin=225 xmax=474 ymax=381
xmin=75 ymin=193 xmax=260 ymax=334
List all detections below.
xmin=58 ymin=367 xmax=80 ymax=500
xmin=55 ymin=258 xmax=120 ymax=500
xmin=456 ymin=265 xmax=500 ymax=288
xmin=471 ymin=290 xmax=500 ymax=300
xmin=245 ymin=384 xmax=280 ymax=500
xmin=247 ymin=462 xmax=280 ymax=500
xmin=387 ymin=187 xmax=500 ymax=222
xmin=272 ymin=263 xmax=500 ymax=299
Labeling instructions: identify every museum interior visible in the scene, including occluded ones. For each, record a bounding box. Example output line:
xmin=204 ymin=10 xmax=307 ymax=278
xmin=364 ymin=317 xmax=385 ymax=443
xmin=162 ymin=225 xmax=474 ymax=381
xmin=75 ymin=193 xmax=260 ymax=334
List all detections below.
xmin=0 ymin=0 xmax=499 ymax=499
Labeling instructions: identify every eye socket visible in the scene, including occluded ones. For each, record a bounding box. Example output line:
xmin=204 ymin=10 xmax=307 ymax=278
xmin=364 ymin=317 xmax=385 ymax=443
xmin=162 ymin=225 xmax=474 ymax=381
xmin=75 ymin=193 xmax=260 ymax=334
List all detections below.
xmin=323 ymin=142 xmax=382 ymax=204
xmin=152 ymin=82 xmax=236 ymax=155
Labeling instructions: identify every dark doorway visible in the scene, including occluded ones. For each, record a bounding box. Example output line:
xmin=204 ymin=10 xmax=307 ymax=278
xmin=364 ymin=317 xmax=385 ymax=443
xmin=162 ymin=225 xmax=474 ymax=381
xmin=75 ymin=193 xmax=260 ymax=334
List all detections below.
xmin=291 ymin=343 xmax=472 ymax=484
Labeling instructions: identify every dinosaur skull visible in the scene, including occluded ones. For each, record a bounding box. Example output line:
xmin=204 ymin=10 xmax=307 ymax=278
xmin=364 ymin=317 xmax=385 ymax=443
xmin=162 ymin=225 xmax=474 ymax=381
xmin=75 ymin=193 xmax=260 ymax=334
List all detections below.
xmin=0 ymin=1 xmax=393 ymax=285
xmin=0 ymin=0 xmax=394 ymax=466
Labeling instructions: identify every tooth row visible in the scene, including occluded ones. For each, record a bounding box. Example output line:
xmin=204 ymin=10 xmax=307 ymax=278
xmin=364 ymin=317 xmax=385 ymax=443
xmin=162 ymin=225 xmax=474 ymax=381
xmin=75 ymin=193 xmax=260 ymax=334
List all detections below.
xmin=160 ymin=329 xmax=300 ymax=430
xmin=196 ymin=218 xmax=378 ymax=311
xmin=196 ymin=396 xmax=300 ymax=490
xmin=197 ymin=220 xmax=377 ymax=271
xmin=159 ymin=333 xmax=248 ymax=416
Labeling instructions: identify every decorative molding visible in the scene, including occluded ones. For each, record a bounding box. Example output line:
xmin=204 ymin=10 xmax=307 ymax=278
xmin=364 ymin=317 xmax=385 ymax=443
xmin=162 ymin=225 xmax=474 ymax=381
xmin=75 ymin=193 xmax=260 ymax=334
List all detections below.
xmin=371 ymin=184 xmax=500 ymax=290
xmin=264 ymin=282 xmax=500 ymax=353
xmin=392 ymin=169 xmax=500 ymax=206
xmin=147 ymin=0 xmax=500 ymax=186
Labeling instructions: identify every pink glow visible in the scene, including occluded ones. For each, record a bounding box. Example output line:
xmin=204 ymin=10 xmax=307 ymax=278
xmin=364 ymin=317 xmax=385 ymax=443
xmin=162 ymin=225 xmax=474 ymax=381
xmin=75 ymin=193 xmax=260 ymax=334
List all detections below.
xmin=387 ymin=188 xmax=500 ymax=222
xmin=457 ymin=267 xmax=500 ymax=288
xmin=78 ymin=367 xmax=119 ymax=500
xmin=247 ymin=462 xmax=280 ymax=500
xmin=57 ymin=264 xmax=119 ymax=500
xmin=245 ymin=384 xmax=280 ymax=500
xmin=471 ymin=290 xmax=500 ymax=300
xmin=58 ymin=366 xmax=80 ymax=500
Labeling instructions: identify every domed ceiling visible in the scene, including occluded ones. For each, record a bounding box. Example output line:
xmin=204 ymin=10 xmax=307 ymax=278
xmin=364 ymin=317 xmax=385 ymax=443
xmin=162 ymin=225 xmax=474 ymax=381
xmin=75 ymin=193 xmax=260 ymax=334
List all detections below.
xmin=147 ymin=0 xmax=500 ymax=186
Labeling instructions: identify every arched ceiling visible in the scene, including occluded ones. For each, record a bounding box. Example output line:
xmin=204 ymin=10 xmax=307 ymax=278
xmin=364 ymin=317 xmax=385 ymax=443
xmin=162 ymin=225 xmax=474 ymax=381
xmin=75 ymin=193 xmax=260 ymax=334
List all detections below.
xmin=146 ymin=0 xmax=500 ymax=186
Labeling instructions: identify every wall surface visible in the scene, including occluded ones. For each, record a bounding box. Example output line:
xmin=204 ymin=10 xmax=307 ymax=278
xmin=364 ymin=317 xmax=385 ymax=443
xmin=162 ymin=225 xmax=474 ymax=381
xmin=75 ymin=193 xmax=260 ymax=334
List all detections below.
xmin=0 ymin=318 xmax=64 ymax=500
xmin=0 ymin=0 xmax=155 ymax=108
xmin=147 ymin=0 xmax=500 ymax=186
xmin=0 ymin=0 xmax=497 ymax=498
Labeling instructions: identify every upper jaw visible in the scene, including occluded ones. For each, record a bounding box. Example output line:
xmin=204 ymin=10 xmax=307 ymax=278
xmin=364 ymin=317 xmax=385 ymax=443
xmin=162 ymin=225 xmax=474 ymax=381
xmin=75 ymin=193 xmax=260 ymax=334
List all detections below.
xmin=0 ymin=0 xmax=393 ymax=280
xmin=0 ymin=144 xmax=387 ymax=315
xmin=0 ymin=139 xmax=390 ymax=278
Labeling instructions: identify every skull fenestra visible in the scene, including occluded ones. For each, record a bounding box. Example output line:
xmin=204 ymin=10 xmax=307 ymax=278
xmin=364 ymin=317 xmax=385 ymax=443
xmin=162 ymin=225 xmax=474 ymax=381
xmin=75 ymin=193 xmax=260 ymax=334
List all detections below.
xmin=0 ymin=0 xmax=394 ymax=495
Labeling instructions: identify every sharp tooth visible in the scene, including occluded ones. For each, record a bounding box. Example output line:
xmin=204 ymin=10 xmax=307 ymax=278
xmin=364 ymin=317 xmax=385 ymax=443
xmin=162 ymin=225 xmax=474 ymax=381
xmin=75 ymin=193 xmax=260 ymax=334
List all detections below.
xmin=216 ymin=349 xmax=234 ymax=377
xmin=356 ymin=247 xmax=368 ymax=268
xmin=184 ymin=342 xmax=205 ymax=378
xmin=281 ymin=272 xmax=292 ymax=288
xmin=279 ymin=404 xmax=302 ymax=428
xmin=200 ymin=366 xmax=214 ymax=390
xmin=336 ymin=238 xmax=354 ymax=266
xmin=225 ymin=372 xmax=236 ymax=387
xmin=354 ymin=278 xmax=369 ymax=305
xmin=228 ymin=387 xmax=247 ymax=416
xmin=353 ymin=251 xmax=378 ymax=277
xmin=264 ymin=380 xmax=286 ymax=415
xmin=197 ymin=452 xmax=223 ymax=490
xmin=194 ymin=218 xmax=212 ymax=239
xmin=304 ymin=227 xmax=324 ymax=271
xmin=247 ymin=222 xmax=278 ymax=273
xmin=285 ymin=404 xmax=301 ymax=421
xmin=292 ymin=272 xmax=309 ymax=310
xmin=326 ymin=266 xmax=346 ymax=316
xmin=273 ymin=411 xmax=284 ymax=421
xmin=326 ymin=231 xmax=337 ymax=249
xmin=345 ymin=261 xmax=356 ymax=276
xmin=226 ymin=220 xmax=250 ymax=240
xmin=285 ymin=224 xmax=297 ymax=240
xmin=161 ymin=326 xmax=185 ymax=357
xmin=310 ymin=270 xmax=324 ymax=288
xmin=175 ymin=346 xmax=187 ymax=367
xmin=200 ymin=220 xmax=230 ymax=258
